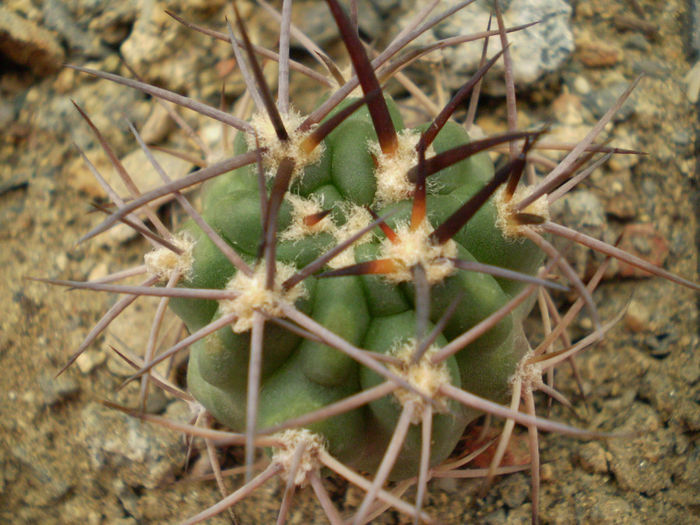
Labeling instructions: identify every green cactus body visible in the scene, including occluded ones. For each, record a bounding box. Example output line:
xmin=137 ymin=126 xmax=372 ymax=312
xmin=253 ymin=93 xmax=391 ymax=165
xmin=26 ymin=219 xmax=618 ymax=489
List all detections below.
xmin=170 ymin=96 xmax=543 ymax=478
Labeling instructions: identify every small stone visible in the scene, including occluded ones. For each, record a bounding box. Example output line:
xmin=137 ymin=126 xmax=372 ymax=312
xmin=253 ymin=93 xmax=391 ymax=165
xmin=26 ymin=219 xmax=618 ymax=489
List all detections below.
xmin=0 ymin=99 xmax=15 ymax=129
xmin=575 ymin=493 xmax=635 ymax=523
xmin=79 ymin=401 xmax=187 ymax=490
xmin=607 ymin=404 xmax=674 ymax=495
xmin=66 ymin=153 xmax=111 ymax=198
xmin=86 ymin=2 xmax=138 ymax=47
xmin=583 ymin=81 xmax=638 ymax=122
xmin=290 ymin=0 xmax=384 ymax=47
xmin=10 ymin=443 xmax=75 ymax=505
xmin=498 ymin=474 xmax=529 ymax=508
xmin=684 ymin=61 xmax=700 ymax=104
xmin=41 ymin=0 xmax=108 ymax=58
xmin=87 ymin=262 xmax=109 ymax=281
xmin=144 ymin=387 xmax=170 ymax=414
xmin=541 ymin=123 xmax=592 ymax=164
xmin=572 ymin=75 xmax=592 ymax=95
xmin=76 ymin=348 xmax=107 ymax=374
xmin=632 ymin=58 xmax=672 ymax=77
xmin=106 ymin=300 xmax=177 ymax=379
xmin=139 ymin=103 xmax=176 ymax=145
xmin=603 ymin=170 xmax=640 ymax=220
xmin=614 ymin=223 xmax=669 ymax=279
xmin=540 ymin=462 xmax=554 ymax=481
xmin=551 ymin=90 xmax=584 ymax=126
xmin=120 ymin=3 xmax=184 ymax=72
xmin=482 ymin=509 xmax=508 ymax=525
xmin=0 ymin=6 xmax=65 ymax=74
xmin=624 ymin=300 xmax=653 ymax=333
xmin=105 ymin=223 xmax=142 ymax=245
xmin=54 ymin=252 xmax=68 ymax=272
xmin=112 ymin=147 xmax=194 ymax=202
xmin=625 ymin=33 xmax=651 ymax=52
xmin=400 ymin=0 xmax=574 ymax=91
xmin=577 ymin=37 xmax=623 ymax=68
xmin=53 ymin=67 xmax=77 ymax=94
xmin=550 ymin=190 xmax=608 ymax=278
xmin=576 ymin=442 xmax=609 ymax=473
xmin=433 ymin=476 xmax=459 ymax=493
xmin=613 ymin=15 xmax=657 ymax=40
xmin=607 ymin=129 xmax=639 ymax=171
xmin=38 ymin=372 xmax=80 ymax=405
xmin=691 ymin=0 xmax=700 ymax=55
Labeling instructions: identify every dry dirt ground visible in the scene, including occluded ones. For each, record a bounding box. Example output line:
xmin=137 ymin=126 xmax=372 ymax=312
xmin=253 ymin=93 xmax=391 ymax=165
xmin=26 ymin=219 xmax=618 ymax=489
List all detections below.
xmin=0 ymin=1 xmax=698 ymax=524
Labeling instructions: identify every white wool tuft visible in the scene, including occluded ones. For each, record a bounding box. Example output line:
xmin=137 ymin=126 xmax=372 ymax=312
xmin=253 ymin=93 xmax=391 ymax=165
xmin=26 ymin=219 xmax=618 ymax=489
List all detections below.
xmin=220 ymin=262 xmax=306 ymax=333
xmin=245 ymin=108 xmax=324 ymax=179
xmin=144 ymin=232 xmax=195 ymax=282
xmin=371 ymin=129 xmax=422 ymax=205
xmin=271 ymin=429 xmax=326 ymax=487
xmin=389 ymin=341 xmax=452 ymax=424
xmin=495 ymin=185 xmax=550 ymax=239
xmin=380 ymin=220 xmax=457 ymax=283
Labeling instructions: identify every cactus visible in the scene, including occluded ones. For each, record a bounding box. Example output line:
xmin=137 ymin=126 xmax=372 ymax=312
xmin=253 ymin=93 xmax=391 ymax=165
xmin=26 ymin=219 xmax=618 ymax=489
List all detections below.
xmin=42 ymin=1 xmax=699 ymax=524
xmin=180 ymin=93 xmax=543 ymax=479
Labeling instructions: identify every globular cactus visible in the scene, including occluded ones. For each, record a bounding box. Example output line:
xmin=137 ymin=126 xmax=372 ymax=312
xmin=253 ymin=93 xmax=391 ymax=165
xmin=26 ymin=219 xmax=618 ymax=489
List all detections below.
xmin=176 ymin=94 xmax=544 ymax=480
xmin=42 ymin=1 xmax=699 ymax=524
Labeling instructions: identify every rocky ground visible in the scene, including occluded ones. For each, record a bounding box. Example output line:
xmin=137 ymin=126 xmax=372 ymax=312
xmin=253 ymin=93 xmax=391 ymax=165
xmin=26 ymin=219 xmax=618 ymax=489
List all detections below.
xmin=0 ymin=0 xmax=698 ymax=523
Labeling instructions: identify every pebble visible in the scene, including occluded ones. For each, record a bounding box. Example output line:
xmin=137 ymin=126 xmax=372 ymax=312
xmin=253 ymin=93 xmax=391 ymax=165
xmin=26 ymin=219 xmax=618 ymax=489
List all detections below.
xmin=551 ymin=90 xmax=584 ymax=126
xmin=75 ymin=348 xmax=107 ymax=374
xmin=583 ymin=81 xmax=637 ymax=122
xmin=10 ymin=443 xmax=75 ymax=505
xmin=624 ymin=299 xmax=653 ymax=333
xmin=613 ymin=223 xmax=669 ymax=279
xmin=118 ymin=146 xmax=194 ymax=195
xmin=549 ymin=190 xmax=608 ymax=278
xmin=575 ymin=493 xmax=635 ymax=523
xmin=290 ymin=0 xmax=386 ymax=47
xmin=602 ymin=170 xmax=639 ymax=220
xmin=606 ymin=129 xmax=639 ymax=171
xmin=684 ymin=60 xmax=700 ymax=103
xmin=632 ymin=58 xmax=671 ymax=78
xmin=576 ymin=442 xmax=609 ymax=474
xmin=577 ymin=39 xmax=623 ymax=68
xmin=86 ymin=1 xmax=138 ymax=47
xmin=497 ymin=474 xmax=529 ymax=508
xmin=87 ymin=262 xmax=109 ymax=281
xmin=139 ymin=103 xmax=176 ymax=145
xmin=481 ymin=509 xmax=508 ymax=525
xmin=399 ymin=0 xmax=575 ymax=91
xmin=78 ymin=401 xmax=185 ymax=490
xmin=624 ymin=33 xmax=651 ymax=52
xmin=606 ymin=403 xmax=673 ymax=496
xmin=613 ymin=14 xmax=657 ymax=41
xmin=68 ymin=144 xmax=194 ymax=243
xmin=689 ymin=0 xmax=700 ymax=57
xmin=0 ymin=6 xmax=65 ymax=74
xmin=41 ymin=0 xmax=108 ymax=58
xmin=119 ymin=2 xmax=189 ymax=84
xmin=37 ymin=371 xmax=80 ymax=405
xmin=572 ymin=74 xmax=592 ymax=95
xmin=105 ymin=299 xmax=178 ymax=380
xmin=52 ymin=67 xmax=77 ymax=94
xmin=0 ymin=99 xmax=16 ymax=129
xmin=639 ymin=370 xmax=683 ymax=418
xmin=79 ymin=403 xmax=184 ymax=489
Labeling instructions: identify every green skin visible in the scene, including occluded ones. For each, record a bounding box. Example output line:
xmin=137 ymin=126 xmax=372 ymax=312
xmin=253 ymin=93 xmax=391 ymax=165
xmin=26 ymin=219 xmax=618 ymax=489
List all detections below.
xmin=171 ymin=97 xmax=543 ymax=479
